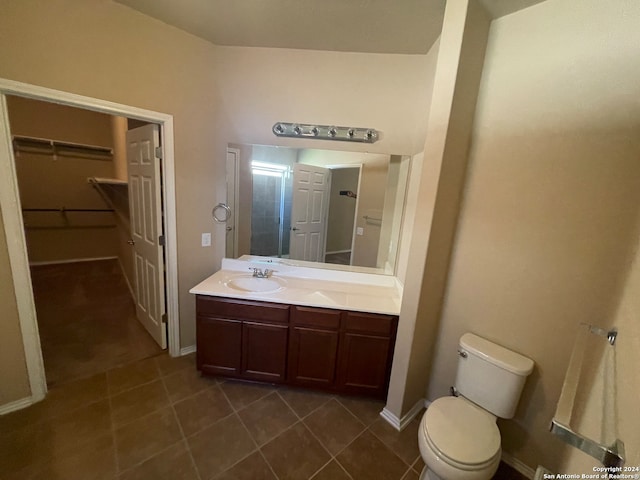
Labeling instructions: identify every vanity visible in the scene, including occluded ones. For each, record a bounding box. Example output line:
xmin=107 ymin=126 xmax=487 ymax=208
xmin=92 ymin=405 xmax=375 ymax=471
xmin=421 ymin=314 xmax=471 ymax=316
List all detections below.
xmin=190 ymin=257 xmax=402 ymax=399
xmin=191 ymin=143 xmax=410 ymax=399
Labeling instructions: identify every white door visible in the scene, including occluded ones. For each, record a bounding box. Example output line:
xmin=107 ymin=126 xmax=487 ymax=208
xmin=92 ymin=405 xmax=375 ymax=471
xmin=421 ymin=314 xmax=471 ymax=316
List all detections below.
xmin=127 ymin=124 xmax=166 ymax=348
xmin=225 ymin=147 xmax=239 ymax=258
xmin=290 ymin=163 xmax=331 ymax=261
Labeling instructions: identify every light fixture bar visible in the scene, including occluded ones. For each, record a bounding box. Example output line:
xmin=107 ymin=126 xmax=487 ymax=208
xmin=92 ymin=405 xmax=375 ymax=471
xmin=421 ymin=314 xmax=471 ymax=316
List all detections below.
xmin=272 ymin=123 xmax=379 ymax=144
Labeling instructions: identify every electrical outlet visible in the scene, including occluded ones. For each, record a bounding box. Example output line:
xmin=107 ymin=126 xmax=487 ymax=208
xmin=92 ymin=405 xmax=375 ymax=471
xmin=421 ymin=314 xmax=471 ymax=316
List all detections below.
xmin=356 ymin=227 xmax=364 ymax=236
xmin=201 ymin=233 xmax=211 ymax=247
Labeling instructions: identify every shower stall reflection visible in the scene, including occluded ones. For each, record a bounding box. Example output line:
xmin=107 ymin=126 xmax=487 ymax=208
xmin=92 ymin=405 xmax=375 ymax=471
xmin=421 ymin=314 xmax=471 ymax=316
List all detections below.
xmin=250 ymin=161 xmax=292 ymax=258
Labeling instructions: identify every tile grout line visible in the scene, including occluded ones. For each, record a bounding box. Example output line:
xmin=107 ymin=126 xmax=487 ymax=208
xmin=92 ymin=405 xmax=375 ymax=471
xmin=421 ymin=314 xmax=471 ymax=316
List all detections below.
xmin=335 ymin=396 xmax=420 ymax=471
xmin=275 ymin=389 xmax=334 ymax=422
xmin=366 ymin=424 xmax=419 ymax=469
xmin=334 ymin=396 xmax=381 ymax=429
xmin=277 ymin=391 xmax=368 ymax=479
xmin=158 ymin=356 xmax=204 ymax=480
xmin=110 ymin=358 xmax=195 ymax=477
xmin=411 ymin=456 xmax=424 ymax=475
xmin=218 ymin=384 xmax=281 ymax=480
xmin=274 ymin=390 xmax=338 ymax=478
xmin=106 ymin=358 xmax=199 ymax=432
xmin=218 ymin=379 xmax=277 ymax=413
xmin=105 ymin=370 xmax=122 ymax=477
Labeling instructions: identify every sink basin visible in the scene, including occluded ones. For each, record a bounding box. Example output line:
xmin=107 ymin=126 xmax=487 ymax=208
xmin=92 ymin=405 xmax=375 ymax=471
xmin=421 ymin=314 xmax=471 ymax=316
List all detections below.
xmin=225 ymin=275 xmax=286 ymax=293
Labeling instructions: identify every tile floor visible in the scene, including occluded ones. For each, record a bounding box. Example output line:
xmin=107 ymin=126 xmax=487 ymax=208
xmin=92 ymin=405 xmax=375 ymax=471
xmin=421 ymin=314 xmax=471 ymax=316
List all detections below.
xmin=30 ymin=260 xmax=163 ymax=386
xmin=0 ymin=353 xmax=526 ymax=480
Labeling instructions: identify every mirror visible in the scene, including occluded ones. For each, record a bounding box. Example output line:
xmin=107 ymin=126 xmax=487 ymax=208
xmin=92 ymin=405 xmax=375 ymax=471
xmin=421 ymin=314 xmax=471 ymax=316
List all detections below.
xmin=225 ymin=143 xmax=411 ymax=275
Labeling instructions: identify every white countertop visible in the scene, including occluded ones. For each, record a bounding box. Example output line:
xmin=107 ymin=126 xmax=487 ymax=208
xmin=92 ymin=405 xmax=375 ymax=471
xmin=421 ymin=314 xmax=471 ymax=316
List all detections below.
xmin=189 ymin=257 xmax=403 ymax=316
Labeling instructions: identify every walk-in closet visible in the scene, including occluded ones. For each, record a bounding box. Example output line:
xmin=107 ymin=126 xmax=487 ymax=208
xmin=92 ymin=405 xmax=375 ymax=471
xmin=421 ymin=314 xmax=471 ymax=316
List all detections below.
xmin=8 ymin=96 xmax=163 ymax=386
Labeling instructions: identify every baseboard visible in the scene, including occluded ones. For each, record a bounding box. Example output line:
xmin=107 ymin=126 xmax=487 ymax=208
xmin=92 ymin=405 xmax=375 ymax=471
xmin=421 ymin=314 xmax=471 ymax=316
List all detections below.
xmin=29 ymin=256 xmax=118 ymax=266
xmin=0 ymin=395 xmax=35 ymax=416
xmin=180 ymin=345 xmax=196 ymax=356
xmin=380 ymin=397 xmax=425 ymax=431
xmin=501 ymin=451 xmax=536 ymax=479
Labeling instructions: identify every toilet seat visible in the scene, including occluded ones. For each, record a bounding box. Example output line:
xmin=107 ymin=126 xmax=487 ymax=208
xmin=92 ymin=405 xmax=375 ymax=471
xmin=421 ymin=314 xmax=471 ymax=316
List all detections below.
xmin=422 ymin=396 xmax=501 ymax=470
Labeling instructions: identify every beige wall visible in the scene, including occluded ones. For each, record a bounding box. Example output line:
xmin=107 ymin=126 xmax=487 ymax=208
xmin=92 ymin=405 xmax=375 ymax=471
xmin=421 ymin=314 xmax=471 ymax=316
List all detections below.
xmin=427 ymin=0 xmax=640 ymax=472
xmin=0 ymin=208 xmax=32 ymax=405
xmin=0 ymin=0 xmax=223 ymax=364
xmin=395 ymin=152 xmax=424 ymax=285
xmin=378 ymin=155 xmax=410 ymax=272
xmin=326 ymin=168 xmax=359 ymax=254
xmin=213 ymin=46 xmax=433 ymax=156
xmin=7 ymin=95 xmax=114 ymax=146
xmin=387 ymin=0 xmax=492 ymax=417
xmin=608 ymin=223 xmax=640 ymax=467
xmin=352 ymin=156 xmax=389 ymax=268
xmin=7 ymin=96 xmax=119 ymax=264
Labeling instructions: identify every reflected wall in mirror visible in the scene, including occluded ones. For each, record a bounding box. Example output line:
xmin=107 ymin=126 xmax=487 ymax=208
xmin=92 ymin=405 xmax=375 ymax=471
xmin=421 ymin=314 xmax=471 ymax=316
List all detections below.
xmin=226 ymin=143 xmax=411 ymax=275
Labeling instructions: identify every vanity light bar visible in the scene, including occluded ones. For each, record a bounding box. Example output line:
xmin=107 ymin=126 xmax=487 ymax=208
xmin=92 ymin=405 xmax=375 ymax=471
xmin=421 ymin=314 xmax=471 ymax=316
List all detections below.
xmin=272 ymin=122 xmax=379 ymax=144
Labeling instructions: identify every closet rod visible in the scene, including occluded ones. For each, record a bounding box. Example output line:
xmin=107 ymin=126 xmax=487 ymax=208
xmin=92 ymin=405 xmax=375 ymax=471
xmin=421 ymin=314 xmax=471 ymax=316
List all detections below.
xmin=12 ymin=135 xmax=113 ymax=156
xmin=22 ymin=207 xmax=115 ymax=213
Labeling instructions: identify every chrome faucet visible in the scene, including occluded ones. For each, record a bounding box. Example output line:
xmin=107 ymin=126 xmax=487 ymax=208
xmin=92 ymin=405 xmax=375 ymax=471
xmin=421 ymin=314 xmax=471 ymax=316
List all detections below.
xmin=249 ymin=267 xmax=274 ymax=278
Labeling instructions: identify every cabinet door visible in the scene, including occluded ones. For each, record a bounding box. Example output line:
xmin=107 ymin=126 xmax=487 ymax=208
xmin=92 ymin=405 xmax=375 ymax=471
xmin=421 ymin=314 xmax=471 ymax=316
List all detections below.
xmin=242 ymin=322 xmax=289 ymax=383
xmin=288 ymin=306 xmax=341 ymax=388
xmin=337 ymin=333 xmax=392 ymax=397
xmin=337 ymin=312 xmax=397 ymax=398
xmin=289 ymin=326 xmax=339 ymax=387
xmin=196 ymin=316 xmax=242 ymax=377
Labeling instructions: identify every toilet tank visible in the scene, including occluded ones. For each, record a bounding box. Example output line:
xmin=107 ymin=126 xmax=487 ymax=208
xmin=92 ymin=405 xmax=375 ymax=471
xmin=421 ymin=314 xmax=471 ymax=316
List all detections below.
xmin=455 ymin=333 xmax=534 ymax=419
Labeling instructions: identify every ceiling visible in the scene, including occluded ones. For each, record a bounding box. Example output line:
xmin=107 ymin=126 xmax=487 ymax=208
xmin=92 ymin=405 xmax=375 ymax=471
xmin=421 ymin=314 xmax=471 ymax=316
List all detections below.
xmin=114 ymin=0 xmax=547 ymax=55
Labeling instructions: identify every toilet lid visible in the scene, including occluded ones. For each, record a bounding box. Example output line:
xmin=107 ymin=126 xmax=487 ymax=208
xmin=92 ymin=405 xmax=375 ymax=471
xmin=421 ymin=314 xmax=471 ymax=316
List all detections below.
xmin=423 ymin=397 xmax=500 ymax=467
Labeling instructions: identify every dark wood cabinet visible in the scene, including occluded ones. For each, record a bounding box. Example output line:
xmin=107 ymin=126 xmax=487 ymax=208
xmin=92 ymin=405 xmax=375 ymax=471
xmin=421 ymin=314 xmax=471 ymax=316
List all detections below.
xmin=242 ymin=321 xmax=288 ymax=382
xmin=196 ymin=295 xmax=398 ymax=398
xmin=288 ymin=306 xmax=341 ymax=388
xmin=196 ymin=316 xmax=242 ymax=376
xmin=336 ymin=312 xmax=397 ymax=397
xmin=196 ymin=296 xmax=290 ymax=383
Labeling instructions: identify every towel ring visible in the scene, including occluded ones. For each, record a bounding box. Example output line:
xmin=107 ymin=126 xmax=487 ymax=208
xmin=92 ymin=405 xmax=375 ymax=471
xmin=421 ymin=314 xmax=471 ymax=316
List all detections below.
xmin=212 ymin=203 xmax=231 ymax=223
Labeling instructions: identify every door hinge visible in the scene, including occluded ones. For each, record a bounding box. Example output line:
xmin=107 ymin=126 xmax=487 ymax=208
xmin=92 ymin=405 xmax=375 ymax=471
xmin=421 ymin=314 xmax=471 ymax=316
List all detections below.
xmin=159 ymin=235 xmax=165 ymax=246
xmin=161 ymin=313 xmax=168 ymax=324
xmin=155 ymin=146 xmax=163 ymax=159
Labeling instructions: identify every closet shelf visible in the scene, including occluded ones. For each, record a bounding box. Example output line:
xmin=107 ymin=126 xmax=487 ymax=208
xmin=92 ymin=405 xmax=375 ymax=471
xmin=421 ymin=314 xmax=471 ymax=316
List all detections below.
xmin=87 ymin=177 xmax=128 ymax=186
xmin=13 ymin=135 xmax=113 ymax=159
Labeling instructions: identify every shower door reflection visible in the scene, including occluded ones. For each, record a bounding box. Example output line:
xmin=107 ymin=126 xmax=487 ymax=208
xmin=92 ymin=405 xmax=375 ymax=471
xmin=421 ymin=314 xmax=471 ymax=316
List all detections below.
xmin=250 ymin=162 xmax=292 ymax=257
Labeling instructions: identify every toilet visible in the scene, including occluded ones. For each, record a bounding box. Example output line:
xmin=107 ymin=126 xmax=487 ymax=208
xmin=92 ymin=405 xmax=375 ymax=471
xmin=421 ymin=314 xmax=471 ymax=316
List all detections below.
xmin=418 ymin=333 xmax=534 ymax=480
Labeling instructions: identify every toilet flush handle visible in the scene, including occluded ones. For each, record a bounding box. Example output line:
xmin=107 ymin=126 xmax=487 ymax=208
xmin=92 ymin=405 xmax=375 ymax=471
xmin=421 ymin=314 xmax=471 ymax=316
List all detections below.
xmin=457 ymin=349 xmax=468 ymax=359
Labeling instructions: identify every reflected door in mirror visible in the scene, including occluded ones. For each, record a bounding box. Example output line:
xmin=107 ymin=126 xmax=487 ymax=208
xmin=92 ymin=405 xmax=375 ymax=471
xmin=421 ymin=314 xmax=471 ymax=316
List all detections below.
xmin=290 ymin=163 xmax=331 ymax=262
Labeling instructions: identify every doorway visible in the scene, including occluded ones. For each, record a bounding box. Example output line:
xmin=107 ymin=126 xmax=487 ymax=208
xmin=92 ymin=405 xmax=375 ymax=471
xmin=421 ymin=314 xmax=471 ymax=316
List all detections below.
xmin=0 ymin=79 xmax=179 ymax=403
xmin=7 ymin=96 xmax=165 ymax=386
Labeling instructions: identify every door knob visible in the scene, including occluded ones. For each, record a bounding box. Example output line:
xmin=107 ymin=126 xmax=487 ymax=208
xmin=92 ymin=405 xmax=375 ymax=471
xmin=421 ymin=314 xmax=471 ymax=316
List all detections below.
xmin=127 ymin=239 xmax=135 ymax=245
xmin=291 ymin=227 xmax=299 ymax=231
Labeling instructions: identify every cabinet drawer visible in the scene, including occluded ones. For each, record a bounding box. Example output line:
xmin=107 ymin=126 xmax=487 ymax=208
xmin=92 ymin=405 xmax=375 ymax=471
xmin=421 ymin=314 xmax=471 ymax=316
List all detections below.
xmin=196 ymin=296 xmax=289 ymax=323
xmin=344 ymin=312 xmax=396 ymax=336
xmin=292 ymin=306 xmax=341 ymax=329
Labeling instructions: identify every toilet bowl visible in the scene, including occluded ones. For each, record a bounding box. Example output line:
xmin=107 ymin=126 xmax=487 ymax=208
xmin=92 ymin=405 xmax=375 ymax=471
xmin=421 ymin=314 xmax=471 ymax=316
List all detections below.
xmin=418 ymin=396 xmax=501 ymax=480
xmin=417 ymin=333 xmax=534 ymax=480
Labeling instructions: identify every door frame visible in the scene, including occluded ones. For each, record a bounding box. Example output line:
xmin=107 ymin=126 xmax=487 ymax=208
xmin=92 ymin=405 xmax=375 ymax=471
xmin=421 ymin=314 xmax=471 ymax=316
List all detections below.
xmin=0 ymin=78 xmax=180 ymax=403
xmin=225 ymin=147 xmax=240 ymax=258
